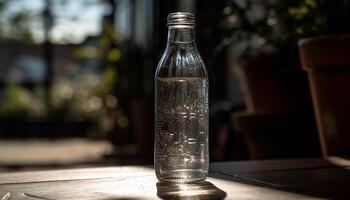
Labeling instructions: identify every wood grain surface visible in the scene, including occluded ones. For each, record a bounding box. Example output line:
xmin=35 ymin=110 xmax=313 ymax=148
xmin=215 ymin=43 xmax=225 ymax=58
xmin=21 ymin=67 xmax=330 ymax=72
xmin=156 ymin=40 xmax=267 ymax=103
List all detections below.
xmin=0 ymin=157 xmax=349 ymax=200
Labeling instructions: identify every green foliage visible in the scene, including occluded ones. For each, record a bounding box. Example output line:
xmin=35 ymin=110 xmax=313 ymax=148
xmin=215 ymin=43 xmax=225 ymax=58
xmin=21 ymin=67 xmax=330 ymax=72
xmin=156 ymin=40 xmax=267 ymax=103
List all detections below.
xmin=0 ymin=69 xmax=121 ymax=136
xmin=0 ymin=0 xmax=126 ymax=138
xmin=0 ymin=84 xmax=46 ymax=119
xmin=222 ymin=0 xmax=325 ymax=64
xmin=9 ymin=11 xmax=35 ymax=42
xmin=0 ymin=0 xmax=38 ymax=43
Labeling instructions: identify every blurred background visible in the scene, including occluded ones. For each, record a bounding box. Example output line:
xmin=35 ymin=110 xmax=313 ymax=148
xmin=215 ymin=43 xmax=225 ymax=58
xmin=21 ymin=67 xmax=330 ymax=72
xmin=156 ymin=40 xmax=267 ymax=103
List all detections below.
xmin=0 ymin=0 xmax=349 ymax=171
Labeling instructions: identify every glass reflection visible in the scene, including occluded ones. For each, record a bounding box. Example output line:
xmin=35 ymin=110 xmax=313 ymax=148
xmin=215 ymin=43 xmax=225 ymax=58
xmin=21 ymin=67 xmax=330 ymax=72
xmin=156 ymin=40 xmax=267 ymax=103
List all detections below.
xmin=157 ymin=181 xmax=226 ymax=200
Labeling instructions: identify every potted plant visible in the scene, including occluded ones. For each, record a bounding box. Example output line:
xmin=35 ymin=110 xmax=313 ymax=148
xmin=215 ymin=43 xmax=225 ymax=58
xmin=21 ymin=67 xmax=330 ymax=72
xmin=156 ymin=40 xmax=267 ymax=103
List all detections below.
xmin=220 ymin=0 xmax=324 ymax=113
xmin=219 ymin=0 xmax=324 ymax=158
xmin=298 ymin=0 xmax=350 ymax=156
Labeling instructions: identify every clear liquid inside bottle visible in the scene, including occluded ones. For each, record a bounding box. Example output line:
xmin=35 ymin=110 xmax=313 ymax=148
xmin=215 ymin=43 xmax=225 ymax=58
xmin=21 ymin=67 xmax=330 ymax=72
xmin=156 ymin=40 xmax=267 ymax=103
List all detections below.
xmin=154 ymin=12 xmax=209 ymax=183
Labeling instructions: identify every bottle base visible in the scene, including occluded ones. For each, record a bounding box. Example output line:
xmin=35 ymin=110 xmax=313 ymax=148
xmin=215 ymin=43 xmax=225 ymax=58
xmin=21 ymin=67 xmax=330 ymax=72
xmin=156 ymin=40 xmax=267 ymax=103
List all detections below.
xmin=157 ymin=169 xmax=207 ymax=183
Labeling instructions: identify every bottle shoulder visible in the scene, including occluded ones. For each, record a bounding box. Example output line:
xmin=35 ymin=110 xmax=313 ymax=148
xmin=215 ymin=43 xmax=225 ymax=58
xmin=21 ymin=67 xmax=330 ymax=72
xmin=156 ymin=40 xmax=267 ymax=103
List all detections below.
xmin=156 ymin=43 xmax=207 ymax=78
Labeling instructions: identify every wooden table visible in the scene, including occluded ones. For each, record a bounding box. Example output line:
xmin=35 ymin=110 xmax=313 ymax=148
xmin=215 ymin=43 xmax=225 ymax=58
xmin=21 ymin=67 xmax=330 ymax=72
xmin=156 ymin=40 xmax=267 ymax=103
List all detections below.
xmin=1 ymin=157 xmax=350 ymax=199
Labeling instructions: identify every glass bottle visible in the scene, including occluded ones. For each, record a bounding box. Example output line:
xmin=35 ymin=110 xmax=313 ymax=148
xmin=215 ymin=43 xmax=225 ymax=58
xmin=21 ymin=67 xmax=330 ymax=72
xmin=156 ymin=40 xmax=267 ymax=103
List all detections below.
xmin=154 ymin=12 xmax=209 ymax=183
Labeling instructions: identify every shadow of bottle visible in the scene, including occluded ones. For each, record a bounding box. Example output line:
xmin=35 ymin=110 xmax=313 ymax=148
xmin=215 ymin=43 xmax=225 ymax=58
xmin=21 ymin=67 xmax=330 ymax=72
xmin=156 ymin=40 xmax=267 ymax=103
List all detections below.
xmin=156 ymin=181 xmax=227 ymax=200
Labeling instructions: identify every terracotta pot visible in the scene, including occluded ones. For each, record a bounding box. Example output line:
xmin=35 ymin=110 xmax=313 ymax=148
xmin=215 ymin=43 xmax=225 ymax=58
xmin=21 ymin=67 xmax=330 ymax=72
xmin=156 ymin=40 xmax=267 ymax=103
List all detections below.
xmin=236 ymin=56 xmax=312 ymax=114
xmin=234 ymin=112 xmax=320 ymax=159
xmin=299 ymin=35 xmax=350 ymax=156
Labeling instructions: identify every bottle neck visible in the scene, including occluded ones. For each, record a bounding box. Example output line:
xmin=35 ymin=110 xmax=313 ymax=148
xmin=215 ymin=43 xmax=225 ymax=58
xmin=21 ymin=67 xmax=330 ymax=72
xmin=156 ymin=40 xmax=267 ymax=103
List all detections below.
xmin=167 ymin=26 xmax=196 ymax=46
